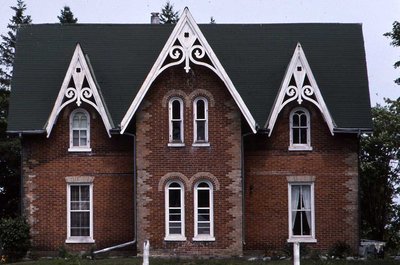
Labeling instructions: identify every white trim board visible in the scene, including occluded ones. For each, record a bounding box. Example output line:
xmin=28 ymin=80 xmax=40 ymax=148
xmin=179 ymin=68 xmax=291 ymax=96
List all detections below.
xmin=265 ymin=43 xmax=335 ymax=136
xmin=120 ymin=7 xmax=257 ymax=134
xmin=45 ymin=43 xmax=113 ymax=138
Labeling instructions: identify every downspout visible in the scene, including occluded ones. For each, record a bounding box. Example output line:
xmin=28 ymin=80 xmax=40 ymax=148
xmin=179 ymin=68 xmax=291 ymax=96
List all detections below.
xmin=19 ymin=133 xmax=23 ymax=216
xmin=241 ymin=131 xmax=253 ymax=247
xmin=92 ymin=132 xmax=137 ymax=256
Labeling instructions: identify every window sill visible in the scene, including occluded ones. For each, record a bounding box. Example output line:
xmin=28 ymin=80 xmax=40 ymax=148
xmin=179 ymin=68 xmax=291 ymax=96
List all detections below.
xmin=288 ymin=145 xmax=312 ymax=151
xmin=287 ymin=238 xmax=317 ymax=243
xmin=192 ymin=142 xmax=210 ymax=147
xmin=65 ymin=237 xmax=95 ymax=244
xmin=164 ymin=235 xmax=187 ymax=241
xmin=168 ymin=143 xmax=185 ymax=147
xmin=68 ymin=147 xmax=92 ymax=152
xmin=193 ymin=235 xmax=215 ymax=242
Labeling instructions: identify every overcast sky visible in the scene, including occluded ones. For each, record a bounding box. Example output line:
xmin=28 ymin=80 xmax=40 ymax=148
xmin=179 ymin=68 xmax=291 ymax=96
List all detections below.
xmin=0 ymin=0 xmax=399 ymax=105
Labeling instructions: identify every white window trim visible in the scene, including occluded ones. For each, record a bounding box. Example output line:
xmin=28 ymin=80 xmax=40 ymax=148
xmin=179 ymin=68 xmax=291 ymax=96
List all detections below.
xmin=164 ymin=181 xmax=186 ymax=241
xmin=287 ymin=182 xmax=316 ymax=243
xmin=193 ymin=97 xmax=209 ymax=145
xmin=168 ymin=97 xmax=184 ymax=146
xmin=68 ymin=108 xmax=92 ymax=152
xmin=193 ymin=181 xmax=215 ymax=241
xmin=66 ymin=182 xmax=94 ymax=243
xmin=289 ymin=107 xmax=312 ymax=151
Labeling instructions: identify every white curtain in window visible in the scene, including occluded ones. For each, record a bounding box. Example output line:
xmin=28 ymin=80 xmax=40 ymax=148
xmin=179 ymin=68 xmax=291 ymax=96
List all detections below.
xmin=291 ymin=185 xmax=300 ymax=228
xmin=302 ymin=185 xmax=311 ymax=229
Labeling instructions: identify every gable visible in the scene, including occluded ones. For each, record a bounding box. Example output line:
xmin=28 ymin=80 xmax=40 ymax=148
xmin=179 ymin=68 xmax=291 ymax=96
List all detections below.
xmin=8 ymin=22 xmax=372 ymax=133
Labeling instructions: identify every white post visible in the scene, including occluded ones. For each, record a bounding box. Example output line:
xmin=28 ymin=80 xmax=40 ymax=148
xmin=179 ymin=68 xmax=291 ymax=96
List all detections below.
xmin=143 ymin=240 xmax=149 ymax=265
xmin=293 ymin=242 xmax=300 ymax=265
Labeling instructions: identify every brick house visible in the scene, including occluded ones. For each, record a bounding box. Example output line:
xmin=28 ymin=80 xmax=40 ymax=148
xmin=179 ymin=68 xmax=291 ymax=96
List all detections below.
xmin=7 ymin=9 xmax=372 ymax=256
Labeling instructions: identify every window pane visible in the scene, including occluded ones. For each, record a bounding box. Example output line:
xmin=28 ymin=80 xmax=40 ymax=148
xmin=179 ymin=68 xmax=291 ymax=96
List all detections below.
xmin=172 ymin=100 xmax=181 ymax=119
xmin=169 ymin=189 xmax=181 ymax=207
xmin=196 ymin=121 xmax=206 ymax=141
xmin=300 ymin=113 xmax=307 ymax=127
xmin=80 ymin=186 xmax=90 ymax=201
xmin=70 ymin=186 xmax=80 ymax=201
xmin=169 ymin=212 xmax=181 ymax=221
xmin=73 ymin=116 xmax=80 ymax=128
xmin=172 ymin=121 xmax=181 ymax=141
xmin=80 ymin=115 xmax=87 ymax=128
xmin=300 ymin=128 xmax=307 ymax=144
xmin=301 ymin=211 xmax=311 ymax=235
xmin=71 ymin=212 xmax=89 ymax=229
xmin=198 ymin=182 xmax=209 ymax=188
xmin=198 ymin=212 xmax=210 ymax=222
xmin=198 ymin=223 xmax=210 ymax=235
xmin=293 ymin=128 xmax=300 ymax=144
xmin=169 ymin=182 xmax=180 ymax=188
xmin=293 ymin=114 xmax=300 ymax=127
xmin=196 ymin=100 xmax=205 ymax=119
xmin=73 ymin=131 xmax=79 ymax=146
xmin=293 ymin=210 xmax=302 ymax=235
xmin=169 ymin=226 xmax=181 ymax=234
xmin=198 ymin=190 xmax=210 ymax=207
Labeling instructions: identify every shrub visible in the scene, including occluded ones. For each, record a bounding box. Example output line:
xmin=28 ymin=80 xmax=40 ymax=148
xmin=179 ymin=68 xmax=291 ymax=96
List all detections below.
xmin=0 ymin=217 xmax=30 ymax=262
xmin=328 ymin=241 xmax=352 ymax=259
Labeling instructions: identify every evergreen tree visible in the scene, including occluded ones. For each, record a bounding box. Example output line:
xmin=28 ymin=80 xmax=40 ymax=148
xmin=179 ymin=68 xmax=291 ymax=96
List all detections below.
xmin=0 ymin=0 xmax=30 ymax=218
xmin=160 ymin=1 xmax=179 ymax=24
xmin=384 ymin=21 xmax=400 ymax=85
xmin=58 ymin=6 xmax=78 ymax=24
xmin=0 ymin=0 xmax=32 ymax=91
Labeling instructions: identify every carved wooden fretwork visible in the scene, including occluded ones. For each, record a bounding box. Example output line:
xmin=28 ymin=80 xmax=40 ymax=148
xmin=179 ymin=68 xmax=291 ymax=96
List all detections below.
xmin=158 ymin=23 xmax=217 ymax=76
xmin=59 ymin=59 xmax=100 ymax=115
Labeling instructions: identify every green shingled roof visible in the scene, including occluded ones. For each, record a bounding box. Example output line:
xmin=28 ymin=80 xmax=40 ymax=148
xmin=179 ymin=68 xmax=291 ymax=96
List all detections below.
xmin=7 ymin=23 xmax=372 ymax=132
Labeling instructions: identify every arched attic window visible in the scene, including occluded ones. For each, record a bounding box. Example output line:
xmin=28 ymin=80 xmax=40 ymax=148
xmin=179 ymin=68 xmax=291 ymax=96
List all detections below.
xmin=289 ymin=107 xmax=312 ymax=151
xmin=69 ymin=108 xmax=91 ymax=152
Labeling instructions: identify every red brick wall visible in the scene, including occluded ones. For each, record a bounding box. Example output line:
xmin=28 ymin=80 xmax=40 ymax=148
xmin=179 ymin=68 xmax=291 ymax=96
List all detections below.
xmin=244 ymin=102 xmax=359 ymax=253
xmin=22 ymin=103 xmax=134 ymax=253
xmin=135 ymin=65 xmax=243 ymax=257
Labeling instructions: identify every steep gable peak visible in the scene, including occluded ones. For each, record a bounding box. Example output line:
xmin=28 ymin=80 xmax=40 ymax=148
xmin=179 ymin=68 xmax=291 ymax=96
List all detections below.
xmin=266 ymin=43 xmax=336 ymax=136
xmin=120 ymin=8 xmax=257 ymax=134
xmin=45 ymin=43 xmax=113 ymax=137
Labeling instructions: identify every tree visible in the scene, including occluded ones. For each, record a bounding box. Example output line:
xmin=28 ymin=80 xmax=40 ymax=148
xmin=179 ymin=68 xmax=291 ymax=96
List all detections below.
xmin=384 ymin=21 xmax=400 ymax=85
xmin=0 ymin=0 xmax=31 ymax=91
xmin=0 ymin=0 xmax=30 ymax=218
xmin=57 ymin=6 xmax=78 ymax=24
xmin=360 ymin=98 xmax=400 ymax=247
xmin=160 ymin=1 xmax=179 ymax=24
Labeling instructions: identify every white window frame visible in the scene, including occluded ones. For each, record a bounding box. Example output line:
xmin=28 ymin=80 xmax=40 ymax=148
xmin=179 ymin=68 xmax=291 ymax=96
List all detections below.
xmin=168 ymin=97 xmax=185 ymax=147
xmin=193 ymin=97 xmax=210 ymax=146
xmin=193 ymin=181 xmax=215 ymax=241
xmin=164 ymin=181 xmax=186 ymax=241
xmin=66 ymin=183 xmax=94 ymax=243
xmin=289 ymin=107 xmax=312 ymax=151
xmin=68 ymin=108 xmax=91 ymax=152
xmin=288 ymin=182 xmax=316 ymax=243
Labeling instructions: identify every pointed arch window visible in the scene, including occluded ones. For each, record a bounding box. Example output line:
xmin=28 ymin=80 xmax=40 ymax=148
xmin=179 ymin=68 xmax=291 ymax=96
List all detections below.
xmin=168 ymin=98 xmax=184 ymax=146
xmin=69 ymin=108 xmax=91 ymax=152
xmin=193 ymin=97 xmax=209 ymax=146
xmin=165 ymin=181 xmax=186 ymax=241
xmin=193 ymin=181 xmax=215 ymax=241
xmin=289 ymin=107 xmax=312 ymax=151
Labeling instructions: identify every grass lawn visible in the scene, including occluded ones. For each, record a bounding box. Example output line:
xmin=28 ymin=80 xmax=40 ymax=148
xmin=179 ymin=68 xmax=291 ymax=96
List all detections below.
xmin=9 ymin=257 xmax=400 ymax=265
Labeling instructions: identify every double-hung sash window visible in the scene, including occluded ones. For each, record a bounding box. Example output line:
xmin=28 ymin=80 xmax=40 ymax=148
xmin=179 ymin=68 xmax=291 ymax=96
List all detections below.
xmin=66 ymin=183 xmax=94 ymax=243
xmin=288 ymin=183 xmax=315 ymax=242
xmin=69 ymin=109 xmax=91 ymax=152
xmin=168 ymin=98 xmax=184 ymax=146
xmin=289 ymin=107 xmax=312 ymax=151
xmin=165 ymin=181 xmax=186 ymax=241
xmin=194 ymin=181 xmax=215 ymax=241
xmin=193 ymin=98 xmax=208 ymax=145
